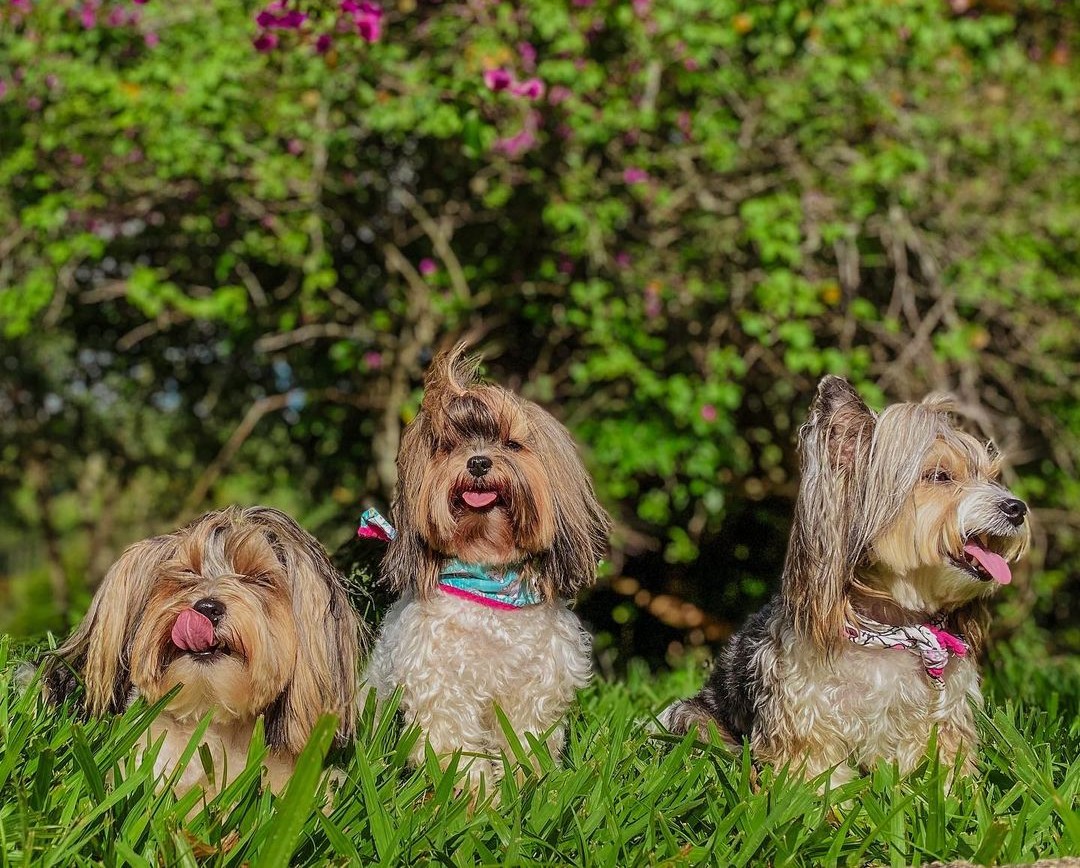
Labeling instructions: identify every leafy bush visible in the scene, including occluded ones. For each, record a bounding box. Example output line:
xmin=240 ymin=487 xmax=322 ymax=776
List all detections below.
xmin=0 ymin=0 xmax=1077 ymax=654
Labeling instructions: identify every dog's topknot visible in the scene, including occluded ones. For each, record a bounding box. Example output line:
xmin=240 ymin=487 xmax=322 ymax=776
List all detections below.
xmin=422 ymin=342 xmax=483 ymax=412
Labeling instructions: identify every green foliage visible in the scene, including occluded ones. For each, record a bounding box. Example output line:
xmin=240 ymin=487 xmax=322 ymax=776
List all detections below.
xmin=0 ymin=0 xmax=1077 ymax=649
xmin=3 ymin=636 xmax=1078 ymax=864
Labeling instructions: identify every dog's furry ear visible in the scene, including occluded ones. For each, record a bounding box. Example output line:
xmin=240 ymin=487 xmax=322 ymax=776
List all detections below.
xmin=381 ymin=415 xmax=442 ymax=598
xmin=43 ymin=535 xmax=175 ymax=714
xmin=783 ymin=376 xmax=877 ymax=653
xmin=945 ymin=599 xmax=989 ymax=658
xmin=526 ymin=402 xmax=611 ymax=599
xmin=250 ymin=507 xmax=365 ymax=753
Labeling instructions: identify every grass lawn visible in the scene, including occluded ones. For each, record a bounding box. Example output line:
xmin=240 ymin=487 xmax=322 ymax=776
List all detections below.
xmin=1 ymin=636 xmax=1077 ymax=867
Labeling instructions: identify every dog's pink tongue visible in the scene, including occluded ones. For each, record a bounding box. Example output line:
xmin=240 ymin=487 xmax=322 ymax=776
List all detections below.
xmin=462 ymin=491 xmax=498 ymax=509
xmin=171 ymin=609 xmax=216 ymax=652
xmin=963 ymin=542 xmax=1012 ymax=585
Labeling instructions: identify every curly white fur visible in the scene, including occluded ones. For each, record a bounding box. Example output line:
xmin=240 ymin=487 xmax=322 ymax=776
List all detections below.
xmin=366 ymin=590 xmax=591 ymax=784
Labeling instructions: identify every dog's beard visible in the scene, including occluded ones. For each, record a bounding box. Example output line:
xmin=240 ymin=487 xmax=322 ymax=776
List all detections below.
xmin=130 ymin=582 xmax=298 ymax=722
xmin=414 ymin=451 xmax=556 ymax=565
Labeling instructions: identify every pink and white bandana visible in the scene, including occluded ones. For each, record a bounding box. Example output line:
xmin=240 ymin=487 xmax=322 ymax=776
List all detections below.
xmin=846 ymin=615 xmax=968 ymax=688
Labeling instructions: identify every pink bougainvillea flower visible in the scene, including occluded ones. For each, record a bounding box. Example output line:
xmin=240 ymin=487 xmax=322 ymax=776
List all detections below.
xmin=363 ymin=350 xmax=383 ymax=369
xmin=548 ymin=85 xmax=572 ymax=105
xmin=492 ymin=127 xmax=536 ymax=158
xmin=253 ymin=31 xmax=279 ymax=51
xmin=144 ymin=31 xmax=159 ymax=47
xmin=11 ymin=0 xmax=31 ymax=12
xmin=27 ymin=95 xmax=42 ymax=111
xmin=510 ymin=78 xmax=545 ymax=100
xmin=106 ymin=6 xmax=126 ymax=26
xmin=342 ymin=0 xmax=383 ymax=43
xmin=256 ymin=7 xmax=307 ymax=29
xmin=623 ymin=167 xmax=649 ymax=184
xmin=287 ymin=138 xmax=304 ymax=155
xmin=483 ymin=67 xmax=513 ymax=92
xmin=315 ymin=32 xmax=333 ymax=53
xmin=632 ymin=0 xmax=650 ymax=14
xmin=518 ymin=41 xmax=537 ymax=72
xmin=78 ymin=2 xmax=97 ymax=28
xmin=700 ymin=404 xmax=718 ymax=422
xmin=614 ymin=251 xmax=631 ymax=268
xmin=418 ymin=258 xmax=437 ymax=277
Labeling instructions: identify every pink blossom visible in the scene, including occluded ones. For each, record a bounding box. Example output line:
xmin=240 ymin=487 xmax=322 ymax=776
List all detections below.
xmin=132 ymin=0 xmax=149 ymax=4
xmin=632 ymin=0 xmax=650 ymax=14
xmin=623 ymin=167 xmax=649 ymax=184
xmin=107 ymin=6 xmax=126 ymax=26
xmin=683 ymin=57 xmax=700 ymax=71
xmin=342 ymin=1 xmax=382 ymax=43
xmin=253 ymin=31 xmax=279 ymax=51
xmin=256 ymin=7 xmax=307 ymax=29
xmin=548 ymin=85 xmax=572 ymax=105
xmin=27 ymin=95 xmax=41 ymax=111
xmin=363 ymin=351 xmax=383 ymax=369
xmin=483 ymin=67 xmax=513 ymax=92
xmin=11 ymin=0 xmax=31 ymax=13
xmin=78 ymin=2 xmax=97 ymax=28
xmin=614 ymin=251 xmax=631 ymax=268
xmin=700 ymin=404 xmax=717 ymax=422
xmin=144 ymin=31 xmax=159 ymax=47
xmin=287 ymin=138 xmax=304 ymax=155
xmin=492 ymin=127 xmax=536 ymax=158
xmin=518 ymin=42 xmax=537 ymax=72
xmin=558 ymin=257 xmax=574 ymax=274
xmin=315 ymin=33 xmax=333 ymax=53
xmin=418 ymin=258 xmax=437 ymax=277
xmin=510 ymin=78 xmax=545 ymax=100
xmin=70 ymin=152 xmax=85 ymax=166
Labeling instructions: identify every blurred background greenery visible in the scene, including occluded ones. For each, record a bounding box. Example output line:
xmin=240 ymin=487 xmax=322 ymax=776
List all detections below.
xmin=1 ymin=0 xmax=1077 ymax=669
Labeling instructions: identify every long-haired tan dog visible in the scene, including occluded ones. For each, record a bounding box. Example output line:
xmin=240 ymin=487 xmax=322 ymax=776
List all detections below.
xmin=43 ymin=506 xmax=364 ymax=795
xmin=365 ymin=345 xmax=610 ymax=789
xmin=662 ymin=377 xmax=1029 ymax=786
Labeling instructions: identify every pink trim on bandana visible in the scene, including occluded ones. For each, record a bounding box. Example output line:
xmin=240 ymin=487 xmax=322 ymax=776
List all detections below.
xmin=439 ymin=583 xmax=521 ymax=611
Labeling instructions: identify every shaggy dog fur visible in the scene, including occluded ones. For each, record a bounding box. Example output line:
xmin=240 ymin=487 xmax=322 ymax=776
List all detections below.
xmin=661 ymin=377 xmax=1030 ymax=786
xmin=365 ymin=345 xmax=610 ymax=788
xmin=41 ymin=506 xmax=365 ymax=796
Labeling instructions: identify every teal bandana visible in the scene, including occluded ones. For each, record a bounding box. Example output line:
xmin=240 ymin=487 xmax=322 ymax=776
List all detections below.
xmin=438 ymin=559 xmax=540 ymax=610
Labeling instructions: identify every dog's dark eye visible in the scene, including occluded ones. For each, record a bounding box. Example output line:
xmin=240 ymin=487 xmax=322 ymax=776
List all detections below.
xmin=925 ymin=469 xmax=953 ymax=484
xmin=506 ymin=440 xmax=523 ymax=452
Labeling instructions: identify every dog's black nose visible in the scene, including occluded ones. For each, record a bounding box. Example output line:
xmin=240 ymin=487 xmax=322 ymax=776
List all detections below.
xmin=1000 ymin=498 xmax=1028 ymax=526
xmin=193 ymin=597 xmax=226 ymax=625
xmin=467 ymin=455 xmax=492 ymax=478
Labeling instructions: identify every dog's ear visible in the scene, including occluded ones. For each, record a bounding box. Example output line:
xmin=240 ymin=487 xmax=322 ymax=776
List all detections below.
xmin=782 ymin=376 xmax=877 ymax=654
xmin=44 ymin=535 xmax=174 ymax=714
xmin=381 ymin=416 xmax=442 ymax=598
xmin=945 ymin=599 xmax=989 ymax=658
xmin=250 ymin=507 xmax=366 ymax=753
xmin=526 ymin=402 xmax=611 ymax=599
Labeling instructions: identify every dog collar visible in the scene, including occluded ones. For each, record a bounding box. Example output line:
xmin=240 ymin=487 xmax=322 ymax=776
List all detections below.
xmin=846 ymin=614 xmax=967 ymax=688
xmin=438 ymin=560 xmax=540 ymax=610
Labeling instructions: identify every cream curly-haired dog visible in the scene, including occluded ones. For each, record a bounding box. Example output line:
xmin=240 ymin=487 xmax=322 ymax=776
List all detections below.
xmin=661 ymin=377 xmax=1029 ymax=786
xmin=365 ymin=345 xmax=610 ymax=788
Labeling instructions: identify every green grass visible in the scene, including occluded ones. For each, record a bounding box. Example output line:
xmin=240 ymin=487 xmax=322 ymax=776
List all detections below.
xmin=1 ymin=638 xmax=1077 ymax=867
